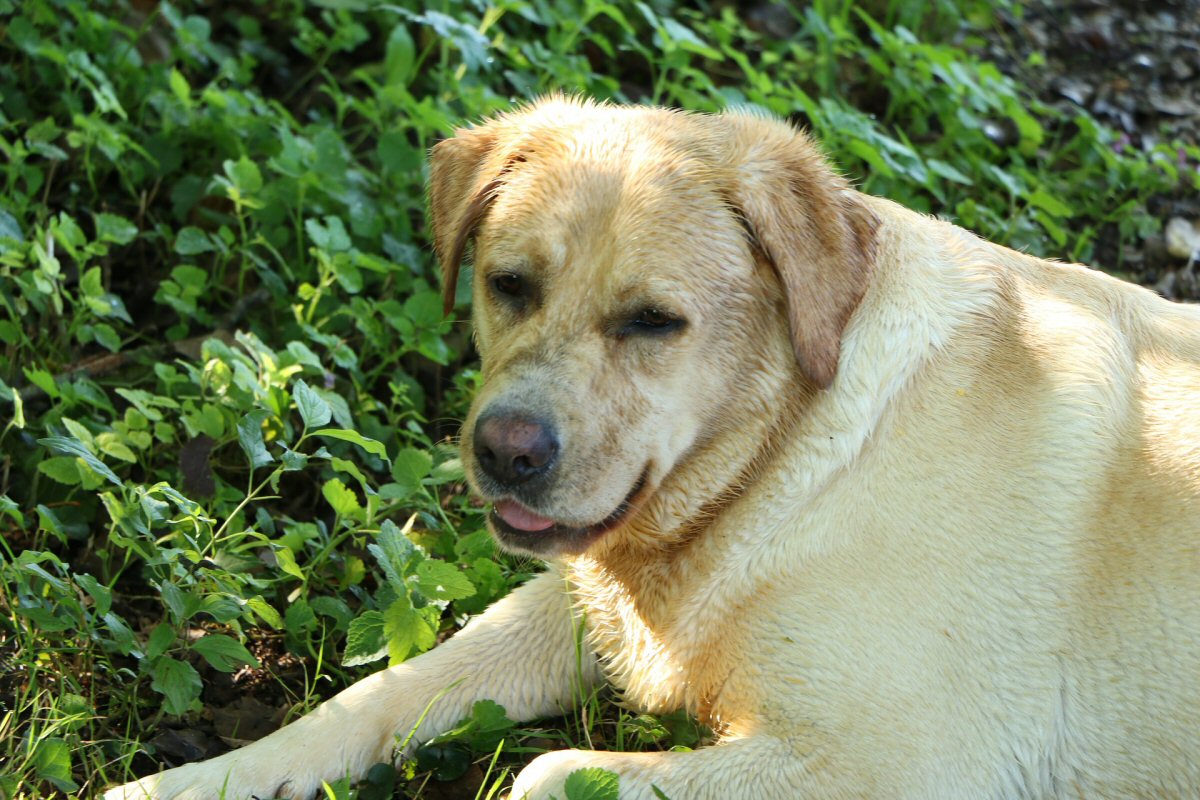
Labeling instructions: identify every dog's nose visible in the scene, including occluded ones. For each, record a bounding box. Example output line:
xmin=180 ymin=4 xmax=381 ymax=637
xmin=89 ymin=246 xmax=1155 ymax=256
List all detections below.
xmin=473 ymin=412 xmax=559 ymax=487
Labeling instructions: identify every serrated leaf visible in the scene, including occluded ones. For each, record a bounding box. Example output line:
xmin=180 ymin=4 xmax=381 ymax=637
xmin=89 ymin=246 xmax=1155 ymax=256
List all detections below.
xmin=415 ymin=560 xmax=475 ymax=602
xmin=284 ymin=597 xmax=316 ymax=635
xmin=151 ymin=656 xmax=202 ymax=715
xmin=369 ymin=517 xmax=419 ymax=591
xmin=383 ymin=594 xmax=436 ymax=663
xmin=39 ymin=436 xmax=121 ymax=485
xmin=314 ymin=428 xmax=388 ymax=462
xmin=343 ymin=610 xmax=388 ymax=666
xmin=322 ymin=478 xmax=361 ymax=517
xmin=192 ymin=633 xmax=260 ymax=672
xmin=294 ymin=379 xmax=332 ymax=429
xmin=236 ymin=410 xmax=274 ymax=469
xmin=563 ymin=768 xmax=620 ymax=800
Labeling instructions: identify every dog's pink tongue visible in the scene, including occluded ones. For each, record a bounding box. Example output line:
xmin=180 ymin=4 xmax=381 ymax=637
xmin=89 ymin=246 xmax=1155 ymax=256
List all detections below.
xmin=495 ymin=500 xmax=556 ymax=532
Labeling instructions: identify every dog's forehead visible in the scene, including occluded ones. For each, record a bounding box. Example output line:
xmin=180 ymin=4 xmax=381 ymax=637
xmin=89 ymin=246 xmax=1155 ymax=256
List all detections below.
xmin=480 ymin=122 xmax=739 ymax=283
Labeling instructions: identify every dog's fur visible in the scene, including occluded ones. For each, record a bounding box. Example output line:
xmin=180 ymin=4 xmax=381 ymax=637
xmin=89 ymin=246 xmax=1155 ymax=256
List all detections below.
xmin=109 ymin=98 xmax=1200 ymax=799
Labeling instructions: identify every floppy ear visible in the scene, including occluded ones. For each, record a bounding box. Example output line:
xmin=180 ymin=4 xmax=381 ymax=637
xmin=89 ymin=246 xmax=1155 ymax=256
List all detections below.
xmin=720 ymin=115 xmax=879 ymax=389
xmin=428 ymin=127 xmax=501 ymax=316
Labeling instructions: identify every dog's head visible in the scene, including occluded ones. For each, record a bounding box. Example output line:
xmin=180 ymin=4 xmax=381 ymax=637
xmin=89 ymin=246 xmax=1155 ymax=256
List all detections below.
xmin=430 ymin=98 xmax=877 ymax=557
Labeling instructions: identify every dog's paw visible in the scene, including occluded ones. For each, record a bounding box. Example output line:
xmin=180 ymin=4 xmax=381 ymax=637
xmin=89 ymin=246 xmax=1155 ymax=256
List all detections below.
xmin=102 ymin=757 xmax=327 ymax=800
xmin=509 ymin=750 xmax=605 ymax=800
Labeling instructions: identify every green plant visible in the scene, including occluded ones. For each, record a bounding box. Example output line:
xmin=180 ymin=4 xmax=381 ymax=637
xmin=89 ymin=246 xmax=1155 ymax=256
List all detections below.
xmin=0 ymin=0 xmax=1192 ymax=796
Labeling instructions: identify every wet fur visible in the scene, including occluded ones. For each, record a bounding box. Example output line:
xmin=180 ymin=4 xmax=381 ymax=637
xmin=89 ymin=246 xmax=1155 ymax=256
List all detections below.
xmin=110 ymin=98 xmax=1200 ymax=799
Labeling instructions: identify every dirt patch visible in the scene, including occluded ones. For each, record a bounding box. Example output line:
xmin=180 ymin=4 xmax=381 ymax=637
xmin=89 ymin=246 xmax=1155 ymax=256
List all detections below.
xmin=982 ymin=0 xmax=1200 ymax=299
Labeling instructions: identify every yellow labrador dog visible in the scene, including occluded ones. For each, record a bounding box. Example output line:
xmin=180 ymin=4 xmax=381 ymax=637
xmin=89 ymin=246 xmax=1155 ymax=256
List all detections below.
xmin=111 ymin=98 xmax=1200 ymax=799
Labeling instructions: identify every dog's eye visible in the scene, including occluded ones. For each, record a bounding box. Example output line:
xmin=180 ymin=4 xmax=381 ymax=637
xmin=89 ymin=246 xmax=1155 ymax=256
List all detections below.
xmin=489 ymin=272 xmax=524 ymax=298
xmin=624 ymin=307 xmax=685 ymax=336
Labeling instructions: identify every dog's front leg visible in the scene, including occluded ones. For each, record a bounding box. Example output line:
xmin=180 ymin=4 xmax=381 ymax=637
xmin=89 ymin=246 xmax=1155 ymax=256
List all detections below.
xmin=511 ymin=735 xmax=830 ymax=800
xmin=106 ymin=568 xmax=598 ymax=800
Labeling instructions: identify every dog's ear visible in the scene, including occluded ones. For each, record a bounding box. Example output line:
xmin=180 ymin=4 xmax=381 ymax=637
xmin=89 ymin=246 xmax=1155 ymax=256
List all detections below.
xmin=720 ymin=115 xmax=879 ymax=389
xmin=429 ymin=127 xmax=502 ymax=316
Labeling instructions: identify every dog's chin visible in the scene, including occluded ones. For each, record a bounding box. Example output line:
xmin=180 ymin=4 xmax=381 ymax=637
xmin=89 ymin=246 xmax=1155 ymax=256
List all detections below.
xmin=487 ymin=467 xmax=651 ymax=558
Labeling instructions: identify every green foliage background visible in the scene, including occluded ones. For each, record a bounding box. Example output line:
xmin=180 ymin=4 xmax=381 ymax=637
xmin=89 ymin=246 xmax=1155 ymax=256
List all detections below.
xmin=0 ymin=0 xmax=1194 ymax=796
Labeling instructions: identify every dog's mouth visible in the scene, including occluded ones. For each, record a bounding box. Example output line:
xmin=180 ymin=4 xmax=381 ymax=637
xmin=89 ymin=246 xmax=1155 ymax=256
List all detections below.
xmin=487 ymin=467 xmax=651 ymax=557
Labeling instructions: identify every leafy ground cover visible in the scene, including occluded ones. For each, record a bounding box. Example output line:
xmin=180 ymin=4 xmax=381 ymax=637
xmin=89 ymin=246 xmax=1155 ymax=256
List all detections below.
xmin=0 ymin=0 xmax=1195 ymax=797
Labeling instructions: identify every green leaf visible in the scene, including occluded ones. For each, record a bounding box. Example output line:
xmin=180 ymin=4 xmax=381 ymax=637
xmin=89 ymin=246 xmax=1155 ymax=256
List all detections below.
xmin=33 ymin=737 xmax=78 ymax=792
xmin=294 ymin=379 xmax=332 ymax=429
xmin=391 ymin=447 xmax=432 ymax=494
xmin=150 ymin=656 xmax=202 ymax=715
xmin=369 ymin=518 xmax=419 ymax=591
xmin=38 ymin=456 xmax=81 ymax=485
xmin=248 ymin=596 xmax=283 ymax=629
xmin=225 ymin=156 xmax=263 ymax=194
xmin=273 ymin=545 xmax=306 ymax=581
xmin=284 ymin=597 xmax=317 ymax=636
xmin=281 ymin=448 xmax=308 ymax=471
xmin=415 ymin=560 xmax=475 ymax=602
xmin=343 ymin=610 xmax=388 ymax=666
xmin=305 ymin=216 xmax=351 ymax=252
xmin=382 ymin=593 xmax=436 ymax=663
xmin=237 ymin=410 xmax=275 ymax=469
xmin=175 ymin=226 xmax=215 ymax=254
xmin=96 ymin=432 xmax=137 ymax=463
xmin=145 ymin=623 xmax=176 ymax=661
xmin=95 ymin=212 xmax=138 ymax=245
xmin=314 ymin=428 xmax=388 ymax=462
xmin=322 ymin=478 xmax=361 ymax=517
xmin=192 ymin=634 xmax=260 ymax=672
xmin=564 ymin=768 xmax=620 ymax=800
xmin=74 ymin=572 xmax=112 ymax=616
xmin=39 ymin=436 xmax=121 ymax=485
xmin=384 ymin=24 xmax=415 ymax=87
xmin=1027 ymin=188 xmax=1074 ymax=218
xmin=93 ymin=322 xmax=121 ymax=352
xmin=169 ymin=67 xmax=190 ymax=103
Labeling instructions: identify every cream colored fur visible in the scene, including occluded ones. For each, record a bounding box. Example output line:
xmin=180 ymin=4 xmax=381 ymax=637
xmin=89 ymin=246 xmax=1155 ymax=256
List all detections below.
xmin=108 ymin=98 xmax=1200 ymax=800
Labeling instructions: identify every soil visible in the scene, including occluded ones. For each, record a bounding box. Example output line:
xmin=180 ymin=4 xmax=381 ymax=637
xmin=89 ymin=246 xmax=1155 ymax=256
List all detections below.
xmin=981 ymin=0 xmax=1200 ymax=299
